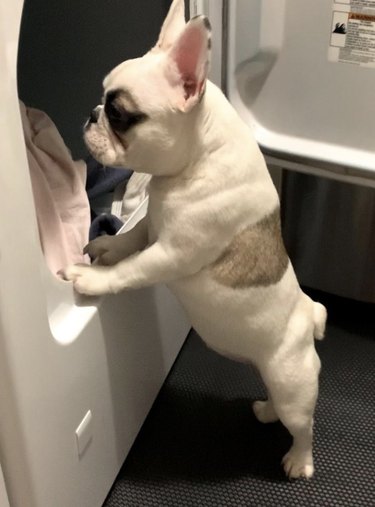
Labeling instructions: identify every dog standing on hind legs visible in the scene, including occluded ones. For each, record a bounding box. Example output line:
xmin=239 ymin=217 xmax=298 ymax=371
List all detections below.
xmin=62 ymin=0 xmax=327 ymax=479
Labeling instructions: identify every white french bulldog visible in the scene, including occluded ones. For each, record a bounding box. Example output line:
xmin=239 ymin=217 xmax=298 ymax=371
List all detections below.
xmin=63 ymin=0 xmax=327 ymax=479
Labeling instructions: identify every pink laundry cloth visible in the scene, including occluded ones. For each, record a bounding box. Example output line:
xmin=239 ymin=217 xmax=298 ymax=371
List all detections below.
xmin=20 ymin=101 xmax=90 ymax=275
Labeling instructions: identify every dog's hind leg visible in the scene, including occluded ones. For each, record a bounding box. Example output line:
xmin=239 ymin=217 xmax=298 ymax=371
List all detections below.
xmin=260 ymin=343 xmax=321 ymax=479
xmin=253 ymin=397 xmax=279 ymax=424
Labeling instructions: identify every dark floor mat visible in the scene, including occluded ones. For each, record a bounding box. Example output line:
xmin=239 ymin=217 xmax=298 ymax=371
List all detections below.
xmin=104 ymin=291 xmax=375 ymax=506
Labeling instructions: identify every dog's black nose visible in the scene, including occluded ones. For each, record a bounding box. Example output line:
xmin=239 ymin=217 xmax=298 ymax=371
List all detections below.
xmin=89 ymin=107 xmax=99 ymax=124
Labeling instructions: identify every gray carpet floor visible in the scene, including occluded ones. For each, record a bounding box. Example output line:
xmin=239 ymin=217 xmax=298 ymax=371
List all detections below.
xmin=104 ymin=290 xmax=374 ymax=506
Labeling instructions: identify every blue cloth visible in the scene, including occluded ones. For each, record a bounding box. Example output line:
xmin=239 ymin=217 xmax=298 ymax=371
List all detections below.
xmin=89 ymin=213 xmax=124 ymax=242
xmin=85 ymin=155 xmax=132 ymax=241
xmin=86 ymin=156 xmax=132 ymax=200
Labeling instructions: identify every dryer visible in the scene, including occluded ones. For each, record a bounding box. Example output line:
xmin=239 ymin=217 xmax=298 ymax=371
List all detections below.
xmin=0 ymin=2 xmax=190 ymax=506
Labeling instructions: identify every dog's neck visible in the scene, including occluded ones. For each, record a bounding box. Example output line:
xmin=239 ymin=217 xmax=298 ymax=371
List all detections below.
xmin=159 ymin=81 xmax=247 ymax=180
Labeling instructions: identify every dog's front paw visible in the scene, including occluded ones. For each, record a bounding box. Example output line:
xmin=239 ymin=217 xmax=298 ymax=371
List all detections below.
xmin=282 ymin=448 xmax=314 ymax=479
xmin=61 ymin=264 xmax=114 ymax=296
xmin=84 ymin=236 xmax=127 ymax=266
xmin=84 ymin=235 xmax=113 ymax=259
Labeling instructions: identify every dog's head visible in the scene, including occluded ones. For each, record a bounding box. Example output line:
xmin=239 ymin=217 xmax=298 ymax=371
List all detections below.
xmin=84 ymin=0 xmax=211 ymax=176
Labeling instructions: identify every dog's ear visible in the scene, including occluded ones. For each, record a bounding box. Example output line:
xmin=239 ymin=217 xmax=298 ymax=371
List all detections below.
xmin=156 ymin=0 xmax=186 ymax=51
xmin=166 ymin=16 xmax=212 ymax=113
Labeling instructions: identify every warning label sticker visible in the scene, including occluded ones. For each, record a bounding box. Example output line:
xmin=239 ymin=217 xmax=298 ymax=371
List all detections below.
xmin=329 ymin=1 xmax=375 ymax=67
xmin=334 ymin=0 xmax=375 ymax=12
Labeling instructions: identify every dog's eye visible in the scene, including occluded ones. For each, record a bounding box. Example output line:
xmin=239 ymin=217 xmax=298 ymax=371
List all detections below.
xmin=104 ymin=100 xmax=146 ymax=133
xmin=106 ymin=102 xmax=122 ymax=122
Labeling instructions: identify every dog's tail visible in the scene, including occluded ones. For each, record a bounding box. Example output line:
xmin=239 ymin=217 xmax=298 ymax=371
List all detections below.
xmin=313 ymin=302 xmax=327 ymax=340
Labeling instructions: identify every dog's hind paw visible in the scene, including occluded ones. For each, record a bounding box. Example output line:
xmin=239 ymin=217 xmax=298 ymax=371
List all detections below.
xmin=282 ymin=450 xmax=314 ymax=479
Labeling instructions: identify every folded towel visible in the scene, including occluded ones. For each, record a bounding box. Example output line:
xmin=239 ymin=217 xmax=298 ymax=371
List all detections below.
xmin=119 ymin=172 xmax=151 ymax=222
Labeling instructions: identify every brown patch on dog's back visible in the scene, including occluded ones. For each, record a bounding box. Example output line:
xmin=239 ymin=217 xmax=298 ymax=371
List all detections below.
xmin=210 ymin=208 xmax=289 ymax=288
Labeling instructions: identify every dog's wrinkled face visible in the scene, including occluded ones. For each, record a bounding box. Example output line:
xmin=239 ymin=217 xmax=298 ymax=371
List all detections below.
xmin=84 ymin=0 xmax=211 ymax=176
